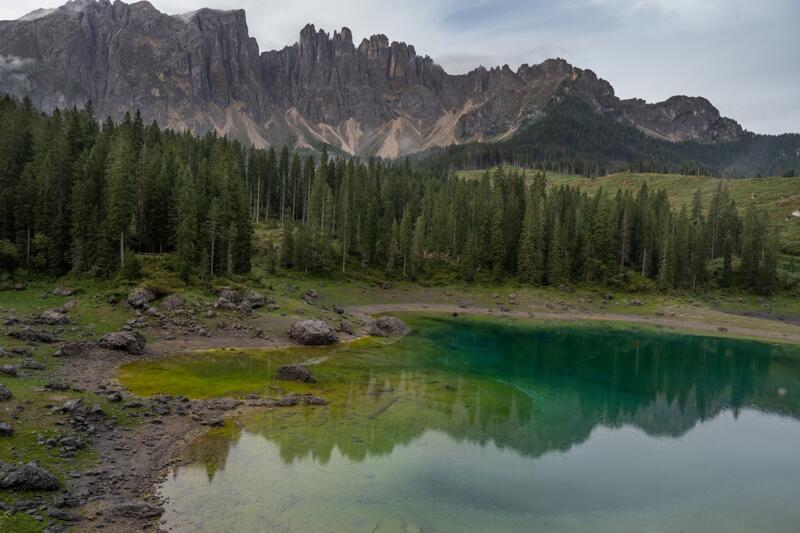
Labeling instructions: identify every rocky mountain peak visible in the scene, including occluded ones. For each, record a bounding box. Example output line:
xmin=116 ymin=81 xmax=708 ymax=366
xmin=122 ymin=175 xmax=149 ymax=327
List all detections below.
xmin=0 ymin=0 xmax=748 ymax=156
xmin=334 ymin=27 xmax=353 ymax=45
xmin=358 ymin=34 xmax=390 ymax=55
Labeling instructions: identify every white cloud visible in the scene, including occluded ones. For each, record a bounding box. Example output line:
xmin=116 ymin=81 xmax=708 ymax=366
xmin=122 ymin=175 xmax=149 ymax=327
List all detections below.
xmin=0 ymin=54 xmax=35 ymax=73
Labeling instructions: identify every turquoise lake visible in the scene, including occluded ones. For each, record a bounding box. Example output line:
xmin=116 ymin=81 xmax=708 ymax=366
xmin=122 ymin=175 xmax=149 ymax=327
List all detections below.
xmin=122 ymin=316 xmax=800 ymax=532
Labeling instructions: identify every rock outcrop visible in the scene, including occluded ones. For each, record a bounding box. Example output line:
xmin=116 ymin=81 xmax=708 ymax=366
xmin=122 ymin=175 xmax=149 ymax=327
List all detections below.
xmin=0 ymin=0 xmax=746 ymax=158
xmin=288 ymin=320 xmax=339 ymax=346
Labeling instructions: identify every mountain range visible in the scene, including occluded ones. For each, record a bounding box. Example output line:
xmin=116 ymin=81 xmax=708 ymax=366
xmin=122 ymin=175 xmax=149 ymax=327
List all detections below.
xmin=0 ymin=0 xmax=798 ymax=175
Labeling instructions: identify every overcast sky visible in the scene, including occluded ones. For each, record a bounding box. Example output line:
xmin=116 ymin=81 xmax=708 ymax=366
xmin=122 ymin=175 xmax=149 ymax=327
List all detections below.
xmin=2 ymin=0 xmax=797 ymax=134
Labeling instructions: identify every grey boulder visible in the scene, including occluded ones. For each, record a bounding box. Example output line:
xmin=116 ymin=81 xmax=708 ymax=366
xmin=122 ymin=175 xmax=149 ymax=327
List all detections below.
xmin=368 ymin=316 xmax=411 ymax=337
xmin=127 ymin=287 xmax=156 ymax=309
xmin=0 ymin=461 xmax=60 ymax=491
xmin=288 ymin=320 xmax=339 ymax=346
xmin=99 ymin=331 xmax=146 ymax=355
xmin=275 ymin=364 xmax=316 ymax=383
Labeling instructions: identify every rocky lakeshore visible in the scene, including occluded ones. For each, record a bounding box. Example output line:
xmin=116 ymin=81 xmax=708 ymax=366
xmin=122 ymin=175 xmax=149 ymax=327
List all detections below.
xmin=0 ymin=282 xmax=412 ymax=531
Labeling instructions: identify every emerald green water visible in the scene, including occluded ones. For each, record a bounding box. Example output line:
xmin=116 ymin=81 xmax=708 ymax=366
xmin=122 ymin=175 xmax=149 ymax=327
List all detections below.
xmin=120 ymin=316 xmax=800 ymax=532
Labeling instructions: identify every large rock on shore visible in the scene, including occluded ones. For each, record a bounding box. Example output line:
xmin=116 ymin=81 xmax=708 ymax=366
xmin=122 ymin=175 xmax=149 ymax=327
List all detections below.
xmin=288 ymin=320 xmax=339 ymax=346
xmin=127 ymin=288 xmax=156 ymax=309
xmin=0 ymin=384 xmax=11 ymax=401
xmin=0 ymin=461 xmax=60 ymax=491
xmin=99 ymin=331 xmax=146 ymax=355
xmin=369 ymin=316 xmax=411 ymax=337
xmin=275 ymin=364 xmax=316 ymax=383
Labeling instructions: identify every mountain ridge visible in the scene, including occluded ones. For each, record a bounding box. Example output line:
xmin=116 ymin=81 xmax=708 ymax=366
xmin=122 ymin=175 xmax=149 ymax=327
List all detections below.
xmin=0 ymin=0 xmax=776 ymax=161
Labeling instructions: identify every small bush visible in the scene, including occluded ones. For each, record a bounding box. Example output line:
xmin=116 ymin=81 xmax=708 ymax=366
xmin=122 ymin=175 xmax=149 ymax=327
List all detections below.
xmin=120 ymin=253 xmax=142 ymax=280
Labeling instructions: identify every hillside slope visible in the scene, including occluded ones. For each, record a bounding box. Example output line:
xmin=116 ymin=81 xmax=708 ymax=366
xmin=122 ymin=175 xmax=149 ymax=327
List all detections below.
xmin=457 ymin=169 xmax=800 ymax=255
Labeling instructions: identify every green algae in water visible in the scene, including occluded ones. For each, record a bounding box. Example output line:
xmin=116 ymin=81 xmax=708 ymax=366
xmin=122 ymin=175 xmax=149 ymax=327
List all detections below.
xmin=120 ymin=316 xmax=800 ymax=532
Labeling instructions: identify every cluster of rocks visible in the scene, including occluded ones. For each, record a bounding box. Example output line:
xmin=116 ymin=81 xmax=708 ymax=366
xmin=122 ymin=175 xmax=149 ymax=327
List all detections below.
xmin=40 ymin=432 xmax=86 ymax=457
xmin=121 ymin=286 xmax=281 ymax=340
xmin=245 ymin=393 xmax=328 ymax=408
xmin=9 ymin=327 xmax=59 ymax=344
xmin=214 ymin=287 xmax=270 ymax=312
xmin=287 ymin=315 xmax=410 ymax=346
xmin=159 ymin=294 xmax=185 ymax=312
xmin=0 ymin=346 xmax=28 ymax=357
xmin=153 ymin=301 xmax=210 ymax=337
xmin=57 ymin=398 xmax=108 ymax=434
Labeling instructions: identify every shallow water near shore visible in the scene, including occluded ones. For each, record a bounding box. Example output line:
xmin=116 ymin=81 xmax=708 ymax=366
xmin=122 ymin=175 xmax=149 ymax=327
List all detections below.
xmin=120 ymin=316 xmax=800 ymax=532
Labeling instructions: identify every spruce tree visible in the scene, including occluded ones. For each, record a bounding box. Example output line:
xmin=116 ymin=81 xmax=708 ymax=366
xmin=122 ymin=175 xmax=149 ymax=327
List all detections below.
xmin=173 ymin=166 xmax=197 ymax=281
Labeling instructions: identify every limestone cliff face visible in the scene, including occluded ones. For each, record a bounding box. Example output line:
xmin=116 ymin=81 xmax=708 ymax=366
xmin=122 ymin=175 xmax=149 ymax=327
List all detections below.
xmin=0 ymin=0 xmax=745 ymax=156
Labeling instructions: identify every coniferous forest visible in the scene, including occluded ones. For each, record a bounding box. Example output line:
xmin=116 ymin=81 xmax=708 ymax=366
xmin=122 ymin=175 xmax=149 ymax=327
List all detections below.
xmin=0 ymin=95 xmax=783 ymax=293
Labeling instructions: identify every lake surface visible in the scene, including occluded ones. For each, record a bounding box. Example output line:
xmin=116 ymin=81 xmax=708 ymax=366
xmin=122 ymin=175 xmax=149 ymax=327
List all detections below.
xmin=120 ymin=316 xmax=800 ymax=532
